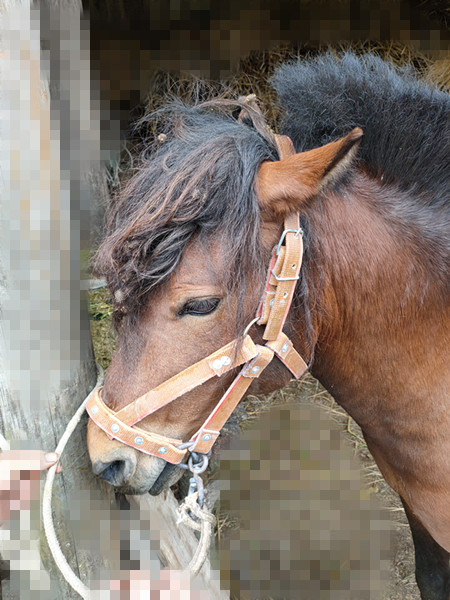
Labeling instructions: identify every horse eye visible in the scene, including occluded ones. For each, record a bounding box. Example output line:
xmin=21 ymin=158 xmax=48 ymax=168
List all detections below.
xmin=178 ymin=298 xmax=220 ymax=316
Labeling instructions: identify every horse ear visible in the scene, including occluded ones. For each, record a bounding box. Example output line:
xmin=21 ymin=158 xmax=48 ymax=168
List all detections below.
xmin=256 ymin=128 xmax=363 ymax=218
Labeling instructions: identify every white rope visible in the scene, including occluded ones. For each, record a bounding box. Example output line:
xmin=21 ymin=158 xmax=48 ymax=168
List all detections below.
xmin=177 ymin=492 xmax=215 ymax=577
xmin=42 ymin=364 xmax=105 ymax=600
xmin=2 ymin=362 xmax=212 ymax=597
xmin=0 ymin=432 xmax=11 ymax=451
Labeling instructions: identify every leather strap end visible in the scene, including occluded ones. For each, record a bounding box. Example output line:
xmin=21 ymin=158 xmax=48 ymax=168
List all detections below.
xmin=189 ymin=429 xmax=220 ymax=454
xmin=242 ymin=345 xmax=275 ymax=378
xmin=266 ymin=333 xmax=308 ymax=379
xmin=273 ymin=134 xmax=296 ymax=160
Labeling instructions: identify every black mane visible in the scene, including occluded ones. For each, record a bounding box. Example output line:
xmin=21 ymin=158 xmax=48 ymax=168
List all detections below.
xmin=272 ymin=52 xmax=450 ymax=205
xmin=95 ymin=98 xmax=278 ymax=327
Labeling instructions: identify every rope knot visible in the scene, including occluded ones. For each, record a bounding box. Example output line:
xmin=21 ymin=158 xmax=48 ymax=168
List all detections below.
xmin=176 ymin=492 xmax=215 ymax=576
xmin=177 ymin=492 xmax=215 ymax=531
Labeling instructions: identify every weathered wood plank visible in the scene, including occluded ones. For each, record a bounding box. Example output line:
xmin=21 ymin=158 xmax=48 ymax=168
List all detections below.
xmin=132 ymin=491 xmax=229 ymax=599
xmin=0 ymin=2 xmax=119 ymax=597
xmin=0 ymin=4 xmax=229 ymax=597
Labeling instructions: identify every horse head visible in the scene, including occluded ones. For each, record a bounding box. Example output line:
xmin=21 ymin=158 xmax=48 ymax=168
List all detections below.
xmin=86 ymin=97 xmax=361 ymax=495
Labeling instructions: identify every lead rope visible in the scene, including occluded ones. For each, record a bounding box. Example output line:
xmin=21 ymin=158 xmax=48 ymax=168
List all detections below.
xmin=0 ymin=372 xmax=103 ymax=599
xmin=39 ymin=364 xmax=212 ymax=598
xmin=0 ymin=366 xmax=215 ymax=598
xmin=42 ymin=364 xmax=105 ymax=600
xmin=177 ymin=493 xmax=215 ymax=577
xmin=0 ymin=432 xmax=10 ymax=451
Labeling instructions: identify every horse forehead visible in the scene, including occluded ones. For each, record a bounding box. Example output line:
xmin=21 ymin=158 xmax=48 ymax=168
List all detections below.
xmin=171 ymin=240 xmax=227 ymax=288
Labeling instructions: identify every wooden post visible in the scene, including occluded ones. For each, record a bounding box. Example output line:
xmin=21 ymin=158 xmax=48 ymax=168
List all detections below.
xmin=0 ymin=3 xmax=226 ymax=598
xmin=0 ymin=1 xmax=116 ymax=597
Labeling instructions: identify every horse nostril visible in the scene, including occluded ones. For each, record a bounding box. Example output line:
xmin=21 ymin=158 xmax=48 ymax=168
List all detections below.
xmin=93 ymin=459 xmax=134 ymax=487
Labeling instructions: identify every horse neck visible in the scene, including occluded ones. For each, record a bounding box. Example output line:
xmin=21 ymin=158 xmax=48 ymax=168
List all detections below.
xmin=298 ymin=172 xmax=449 ymax=428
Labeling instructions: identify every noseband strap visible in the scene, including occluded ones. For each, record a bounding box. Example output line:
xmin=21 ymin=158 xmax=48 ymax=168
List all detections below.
xmin=86 ymin=336 xmax=260 ymax=464
xmin=87 ymin=133 xmax=308 ymax=465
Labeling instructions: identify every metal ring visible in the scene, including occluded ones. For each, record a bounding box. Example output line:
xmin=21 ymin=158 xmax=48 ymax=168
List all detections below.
xmin=242 ymin=317 xmax=259 ymax=338
xmin=177 ymin=462 xmax=190 ymax=470
xmin=188 ymin=452 xmax=209 ymax=474
xmin=177 ymin=440 xmax=195 ymax=451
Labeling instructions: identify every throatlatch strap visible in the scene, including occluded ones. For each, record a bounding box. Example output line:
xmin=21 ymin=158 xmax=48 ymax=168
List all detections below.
xmin=265 ymin=332 xmax=307 ymax=378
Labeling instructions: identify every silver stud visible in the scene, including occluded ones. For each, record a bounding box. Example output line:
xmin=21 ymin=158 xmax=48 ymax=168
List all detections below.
xmin=292 ymin=264 xmax=296 ymax=269
xmin=281 ymin=343 xmax=289 ymax=353
xmin=158 ymin=447 xmax=168 ymax=455
xmin=251 ymin=366 xmax=260 ymax=374
xmin=283 ymin=292 xmax=288 ymax=298
xmin=212 ymin=355 xmax=231 ymax=370
xmin=202 ymin=434 xmax=212 ymax=441
xmin=91 ymin=405 xmax=98 ymax=415
xmin=134 ymin=436 xmax=144 ymax=446
xmin=111 ymin=423 xmax=120 ymax=433
xmin=269 ymin=299 xmax=275 ymax=307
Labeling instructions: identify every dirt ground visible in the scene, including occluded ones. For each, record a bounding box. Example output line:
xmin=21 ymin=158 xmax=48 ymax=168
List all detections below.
xmin=90 ymin=288 xmax=421 ymax=599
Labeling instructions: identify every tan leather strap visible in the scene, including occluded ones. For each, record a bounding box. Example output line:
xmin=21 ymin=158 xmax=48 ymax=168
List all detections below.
xmin=189 ymin=345 xmax=275 ymax=454
xmin=258 ymin=212 xmax=303 ymax=341
xmin=265 ymin=332 xmax=307 ymax=378
xmin=86 ymin=389 xmax=187 ymax=464
xmin=274 ymin=133 xmax=296 ymax=160
xmin=86 ymin=335 xmax=259 ymax=464
xmin=256 ymin=249 xmax=279 ymax=325
xmin=115 ymin=335 xmax=258 ymax=426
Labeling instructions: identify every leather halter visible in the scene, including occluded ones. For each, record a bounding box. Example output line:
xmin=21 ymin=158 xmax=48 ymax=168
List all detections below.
xmin=86 ymin=134 xmax=308 ymax=465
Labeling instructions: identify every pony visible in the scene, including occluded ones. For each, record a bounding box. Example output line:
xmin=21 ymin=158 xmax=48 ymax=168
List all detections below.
xmin=87 ymin=53 xmax=450 ymax=599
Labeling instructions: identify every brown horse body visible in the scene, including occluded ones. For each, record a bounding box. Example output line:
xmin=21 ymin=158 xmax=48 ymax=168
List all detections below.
xmin=87 ymin=54 xmax=450 ymax=599
xmin=304 ymin=176 xmax=450 ymax=551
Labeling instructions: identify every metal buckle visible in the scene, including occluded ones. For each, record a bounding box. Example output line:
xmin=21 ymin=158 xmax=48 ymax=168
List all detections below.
xmin=270 ymin=269 xmax=300 ymax=282
xmin=242 ymin=351 xmax=263 ymax=377
xmin=275 ymin=227 xmax=303 ymax=255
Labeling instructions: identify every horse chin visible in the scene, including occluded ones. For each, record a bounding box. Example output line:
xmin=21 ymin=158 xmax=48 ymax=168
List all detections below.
xmin=148 ymin=462 xmax=184 ymax=496
xmin=116 ymin=460 xmax=184 ymax=496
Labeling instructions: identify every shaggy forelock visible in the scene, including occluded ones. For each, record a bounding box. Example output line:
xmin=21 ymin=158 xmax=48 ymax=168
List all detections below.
xmin=95 ymin=98 xmax=278 ymax=329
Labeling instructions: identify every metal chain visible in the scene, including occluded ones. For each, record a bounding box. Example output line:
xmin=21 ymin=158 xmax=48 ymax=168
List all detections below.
xmin=176 ymin=451 xmax=215 ymax=576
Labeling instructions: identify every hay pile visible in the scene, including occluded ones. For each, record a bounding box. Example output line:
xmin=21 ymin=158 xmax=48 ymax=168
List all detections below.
xmin=102 ymin=40 xmax=448 ymax=197
xmin=134 ymin=41 xmax=448 ymax=144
